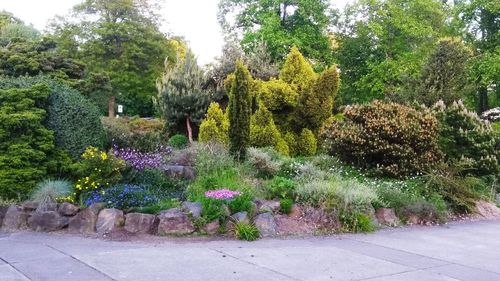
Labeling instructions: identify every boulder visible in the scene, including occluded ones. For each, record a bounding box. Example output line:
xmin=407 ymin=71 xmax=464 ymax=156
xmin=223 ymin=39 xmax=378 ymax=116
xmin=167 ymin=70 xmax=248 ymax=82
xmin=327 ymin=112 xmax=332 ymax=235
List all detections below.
xmin=124 ymin=213 xmax=157 ymax=234
xmin=28 ymin=211 xmax=68 ymax=232
xmin=181 ymin=202 xmax=202 ymax=219
xmin=58 ymin=203 xmax=80 ymax=216
xmin=257 ymin=200 xmax=280 ymax=213
xmin=203 ymin=220 xmax=220 ymax=235
xmin=375 ymin=208 xmax=399 ymax=226
xmin=1 ymin=205 xmax=29 ymax=230
xmin=230 ymin=211 xmax=249 ymax=224
xmin=96 ymin=208 xmax=124 ymax=234
xmin=157 ymin=208 xmax=195 ymax=235
xmin=21 ymin=201 xmax=39 ymax=212
xmin=475 ymin=201 xmax=500 ymax=219
xmin=161 ymin=165 xmax=195 ymax=180
xmin=68 ymin=203 xmax=105 ymax=234
xmin=254 ymin=212 xmax=277 ymax=237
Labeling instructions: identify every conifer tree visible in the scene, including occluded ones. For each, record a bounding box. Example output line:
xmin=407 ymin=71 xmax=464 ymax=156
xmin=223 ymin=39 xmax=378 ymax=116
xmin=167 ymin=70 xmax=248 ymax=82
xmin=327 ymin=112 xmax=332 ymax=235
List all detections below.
xmin=228 ymin=61 xmax=252 ymax=159
xmin=250 ymin=103 xmax=289 ymax=155
xmin=199 ymin=102 xmax=229 ymax=145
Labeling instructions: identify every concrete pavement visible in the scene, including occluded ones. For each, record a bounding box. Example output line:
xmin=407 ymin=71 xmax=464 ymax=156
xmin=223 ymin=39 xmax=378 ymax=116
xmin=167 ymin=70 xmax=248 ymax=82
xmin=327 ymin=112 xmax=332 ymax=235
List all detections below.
xmin=1 ymin=219 xmax=499 ymax=281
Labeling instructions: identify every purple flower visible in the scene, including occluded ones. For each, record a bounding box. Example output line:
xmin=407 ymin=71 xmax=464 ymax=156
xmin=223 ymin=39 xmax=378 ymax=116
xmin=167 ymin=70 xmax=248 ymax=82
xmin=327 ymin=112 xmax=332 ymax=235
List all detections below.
xmin=113 ymin=144 xmax=172 ymax=171
xmin=204 ymin=189 xmax=241 ymax=200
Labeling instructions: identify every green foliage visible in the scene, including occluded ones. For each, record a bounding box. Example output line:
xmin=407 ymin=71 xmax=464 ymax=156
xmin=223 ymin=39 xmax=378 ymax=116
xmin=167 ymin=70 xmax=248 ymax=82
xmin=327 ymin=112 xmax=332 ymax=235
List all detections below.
xmin=255 ymin=79 xmax=298 ymax=111
xmin=200 ymin=197 xmax=226 ymax=222
xmin=280 ymin=198 xmax=293 ymax=214
xmin=168 ymin=134 xmax=189 ymax=149
xmin=193 ymin=142 xmax=235 ymax=176
xmin=432 ymin=100 xmax=499 ymax=177
xmin=234 ymin=222 xmax=260 ymax=241
xmin=101 ymin=116 xmax=166 ymax=152
xmin=322 ymin=101 xmax=443 ymax=178
xmin=250 ymin=104 xmax=289 ymax=155
xmin=340 ymin=211 xmax=375 ymax=233
xmin=127 ymin=168 xmax=186 ymax=199
xmin=199 ymin=102 xmax=229 ymax=145
xmin=0 ymin=84 xmax=54 ymax=200
xmin=0 ymin=76 xmax=105 ymax=159
xmin=31 ymin=179 xmax=73 ymax=211
xmin=132 ymin=198 xmax=181 ymax=215
xmin=73 ymin=146 xmax=126 ymax=199
xmin=228 ymin=61 xmax=252 ymax=159
xmin=266 ymin=176 xmax=296 ymax=199
xmin=51 ymin=0 xmax=174 ymax=116
xmin=279 ymin=47 xmax=316 ymax=93
xmin=156 ymin=52 xmax=211 ymax=138
xmin=417 ymin=38 xmax=474 ymax=106
xmin=247 ymin=147 xmax=281 ymax=178
xmin=296 ymin=128 xmax=317 ymax=156
xmin=228 ymin=192 xmax=254 ymax=214
xmin=218 ymin=0 xmax=334 ymax=65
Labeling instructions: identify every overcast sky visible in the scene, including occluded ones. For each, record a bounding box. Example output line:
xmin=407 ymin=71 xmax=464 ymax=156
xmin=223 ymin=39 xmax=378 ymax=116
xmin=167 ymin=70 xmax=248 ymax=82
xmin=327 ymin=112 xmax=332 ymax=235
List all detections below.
xmin=0 ymin=0 xmax=351 ymax=65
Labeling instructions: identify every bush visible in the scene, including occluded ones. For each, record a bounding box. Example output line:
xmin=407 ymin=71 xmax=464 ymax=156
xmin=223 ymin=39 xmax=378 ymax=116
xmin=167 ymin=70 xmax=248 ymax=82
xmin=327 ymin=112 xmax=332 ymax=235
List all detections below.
xmin=187 ymin=169 xmax=251 ymax=201
xmin=200 ymin=196 xmax=226 ymax=222
xmin=72 ymin=146 xmax=126 ymax=199
xmin=234 ymin=222 xmax=260 ymax=241
xmin=322 ymin=101 xmax=442 ymax=178
xmin=127 ymin=168 xmax=186 ymax=199
xmin=101 ymin=117 xmax=166 ymax=152
xmin=280 ymin=198 xmax=293 ymax=214
xmin=83 ymin=184 xmax=158 ymax=209
xmin=0 ymin=84 xmax=54 ymax=199
xmin=250 ymin=104 xmax=289 ymax=155
xmin=266 ymin=176 xmax=296 ymax=199
xmin=340 ymin=212 xmax=375 ymax=233
xmin=432 ymin=100 xmax=499 ymax=177
xmin=247 ymin=147 xmax=281 ymax=178
xmin=194 ymin=142 xmax=235 ymax=176
xmin=228 ymin=192 xmax=254 ymax=214
xmin=168 ymin=134 xmax=189 ymax=149
xmin=31 ymin=180 xmax=74 ymax=211
xmin=199 ymin=102 xmax=229 ymax=145
xmin=296 ymin=128 xmax=317 ymax=156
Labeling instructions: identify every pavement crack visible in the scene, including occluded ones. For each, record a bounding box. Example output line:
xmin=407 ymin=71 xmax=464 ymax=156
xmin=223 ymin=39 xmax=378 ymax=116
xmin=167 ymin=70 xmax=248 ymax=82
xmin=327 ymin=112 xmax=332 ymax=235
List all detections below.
xmin=44 ymin=244 xmax=118 ymax=281
xmin=210 ymin=248 xmax=304 ymax=281
xmin=0 ymin=256 xmax=33 ymax=281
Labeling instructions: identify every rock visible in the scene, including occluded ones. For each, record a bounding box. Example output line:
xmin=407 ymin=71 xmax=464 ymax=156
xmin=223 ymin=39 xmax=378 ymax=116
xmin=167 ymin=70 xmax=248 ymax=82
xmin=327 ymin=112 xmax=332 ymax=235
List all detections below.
xmin=254 ymin=212 xmax=277 ymax=237
xmin=183 ymin=166 xmax=195 ymax=180
xmin=1 ymin=205 xmax=29 ymax=230
xmin=375 ymin=208 xmax=399 ymax=226
xmin=257 ymin=200 xmax=280 ymax=213
xmin=21 ymin=201 xmax=39 ymax=212
xmin=28 ymin=211 xmax=68 ymax=232
xmin=68 ymin=203 xmax=105 ymax=234
xmin=157 ymin=208 xmax=195 ymax=235
xmin=161 ymin=165 xmax=195 ymax=180
xmin=58 ymin=203 xmax=80 ymax=216
xmin=124 ymin=213 xmax=157 ymax=234
xmin=181 ymin=202 xmax=202 ymax=219
xmin=203 ymin=220 xmax=220 ymax=235
xmin=96 ymin=208 xmax=124 ymax=234
xmin=475 ymin=200 xmax=500 ymax=219
xmin=230 ymin=211 xmax=249 ymax=224
xmin=406 ymin=215 xmax=420 ymax=225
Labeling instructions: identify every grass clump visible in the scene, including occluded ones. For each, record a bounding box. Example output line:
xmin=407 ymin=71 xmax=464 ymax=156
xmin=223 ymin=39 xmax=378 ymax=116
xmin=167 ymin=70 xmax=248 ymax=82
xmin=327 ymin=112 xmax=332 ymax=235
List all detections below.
xmin=234 ymin=222 xmax=260 ymax=241
xmin=31 ymin=179 xmax=73 ymax=211
xmin=280 ymin=198 xmax=293 ymax=214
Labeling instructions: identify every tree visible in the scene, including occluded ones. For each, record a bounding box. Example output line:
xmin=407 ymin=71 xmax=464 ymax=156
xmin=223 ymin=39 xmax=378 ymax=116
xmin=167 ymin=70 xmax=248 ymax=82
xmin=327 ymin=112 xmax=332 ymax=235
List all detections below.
xmin=228 ymin=61 xmax=253 ymax=159
xmin=455 ymin=0 xmax=500 ymax=112
xmin=49 ymin=0 xmax=174 ymax=116
xmin=418 ymin=38 xmax=474 ymax=106
xmin=156 ymin=52 xmax=211 ymax=142
xmin=250 ymin=103 xmax=289 ymax=155
xmin=334 ymin=0 xmax=448 ymax=105
xmin=218 ymin=0 xmax=335 ymax=66
xmin=199 ymin=102 xmax=229 ymax=145
xmin=0 ymin=11 xmax=40 ymax=45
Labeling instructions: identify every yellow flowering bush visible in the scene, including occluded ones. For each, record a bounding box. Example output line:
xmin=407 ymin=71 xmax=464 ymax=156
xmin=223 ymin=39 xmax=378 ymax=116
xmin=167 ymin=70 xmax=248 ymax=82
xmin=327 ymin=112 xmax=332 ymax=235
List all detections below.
xmin=321 ymin=101 xmax=443 ymax=178
xmin=73 ymin=146 xmax=126 ymax=198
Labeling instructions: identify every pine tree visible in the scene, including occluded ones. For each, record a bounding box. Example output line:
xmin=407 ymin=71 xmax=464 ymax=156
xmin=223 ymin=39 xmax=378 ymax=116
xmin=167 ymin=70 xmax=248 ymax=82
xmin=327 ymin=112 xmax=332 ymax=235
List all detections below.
xmin=156 ymin=51 xmax=211 ymax=142
xmin=228 ymin=61 xmax=253 ymax=160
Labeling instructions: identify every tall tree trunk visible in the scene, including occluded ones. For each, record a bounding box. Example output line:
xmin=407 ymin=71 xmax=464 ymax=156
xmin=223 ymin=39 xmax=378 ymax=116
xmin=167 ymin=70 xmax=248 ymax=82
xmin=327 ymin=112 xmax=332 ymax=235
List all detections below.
xmin=186 ymin=116 xmax=193 ymax=143
xmin=478 ymin=85 xmax=488 ymax=113
xmin=108 ymin=95 xmax=115 ymax=117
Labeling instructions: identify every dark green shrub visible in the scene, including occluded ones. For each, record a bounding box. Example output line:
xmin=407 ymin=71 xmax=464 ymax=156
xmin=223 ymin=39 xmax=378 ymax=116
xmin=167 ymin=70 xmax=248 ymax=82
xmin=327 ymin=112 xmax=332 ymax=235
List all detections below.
xmin=168 ymin=134 xmax=189 ymax=149
xmin=322 ymin=101 xmax=443 ymax=178
xmin=0 ymin=84 xmax=54 ymax=199
xmin=200 ymin=196 xmax=226 ymax=222
xmin=101 ymin=117 xmax=166 ymax=152
xmin=432 ymin=100 xmax=499 ymax=177
xmin=0 ymin=76 xmax=104 ymax=159
xmin=228 ymin=192 xmax=254 ymax=214
xmin=234 ymin=222 xmax=260 ymax=241
xmin=280 ymin=198 xmax=293 ymax=214
xmin=266 ymin=176 xmax=296 ymax=199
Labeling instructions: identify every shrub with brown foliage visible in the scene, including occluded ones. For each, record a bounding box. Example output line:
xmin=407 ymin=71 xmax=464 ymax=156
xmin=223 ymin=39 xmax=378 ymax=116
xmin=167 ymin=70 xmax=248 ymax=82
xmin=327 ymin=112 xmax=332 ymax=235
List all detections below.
xmin=321 ymin=101 xmax=442 ymax=178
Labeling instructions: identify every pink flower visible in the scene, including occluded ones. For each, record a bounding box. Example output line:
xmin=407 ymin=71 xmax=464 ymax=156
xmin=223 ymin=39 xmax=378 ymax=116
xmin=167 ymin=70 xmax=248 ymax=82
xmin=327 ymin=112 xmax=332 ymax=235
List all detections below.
xmin=204 ymin=189 xmax=241 ymax=200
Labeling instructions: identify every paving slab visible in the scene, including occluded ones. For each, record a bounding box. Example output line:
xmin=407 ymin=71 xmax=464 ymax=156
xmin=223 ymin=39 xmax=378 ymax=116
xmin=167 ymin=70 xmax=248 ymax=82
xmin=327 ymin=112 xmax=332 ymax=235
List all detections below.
xmin=0 ymin=264 xmax=30 ymax=281
xmin=367 ymin=270 xmax=460 ymax=281
xmin=427 ymin=264 xmax=500 ymax=281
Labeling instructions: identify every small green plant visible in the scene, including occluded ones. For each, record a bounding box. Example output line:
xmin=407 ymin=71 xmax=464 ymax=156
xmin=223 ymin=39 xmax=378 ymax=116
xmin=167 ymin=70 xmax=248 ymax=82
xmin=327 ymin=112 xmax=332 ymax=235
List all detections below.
xmin=280 ymin=198 xmax=293 ymax=214
xmin=228 ymin=192 xmax=254 ymax=214
xmin=31 ymin=180 xmax=74 ymax=211
xmin=168 ymin=134 xmax=189 ymax=149
xmin=132 ymin=198 xmax=181 ymax=214
xmin=266 ymin=176 xmax=296 ymax=199
xmin=234 ymin=222 xmax=260 ymax=241
xmin=340 ymin=211 xmax=375 ymax=233
xmin=200 ymin=197 xmax=226 ymax=222
xmin=247 ymin=147 xmax=280 ymax=178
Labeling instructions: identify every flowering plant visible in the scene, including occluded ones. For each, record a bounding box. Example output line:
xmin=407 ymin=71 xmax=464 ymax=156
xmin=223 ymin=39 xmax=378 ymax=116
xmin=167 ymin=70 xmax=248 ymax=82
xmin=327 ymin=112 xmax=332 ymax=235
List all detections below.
xmin=113 ymin=144 xmax=171 ymax=171
xmin=83 ymin=184 xmax=158 ymax=209
xmin=204 ymin=189 xmax=241 ymax=200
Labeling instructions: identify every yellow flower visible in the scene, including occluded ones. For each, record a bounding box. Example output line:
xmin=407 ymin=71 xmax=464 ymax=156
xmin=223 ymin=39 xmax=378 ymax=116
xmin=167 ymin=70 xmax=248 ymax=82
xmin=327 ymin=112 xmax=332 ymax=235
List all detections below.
xmin=100 ymin=152 xmax=108 ymax=160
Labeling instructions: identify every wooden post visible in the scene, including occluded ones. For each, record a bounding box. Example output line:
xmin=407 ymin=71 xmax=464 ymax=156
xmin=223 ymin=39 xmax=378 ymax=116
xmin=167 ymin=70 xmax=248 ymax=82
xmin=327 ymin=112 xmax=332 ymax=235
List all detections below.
xmin=108 ymin=95 xmax=115 ymax=117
